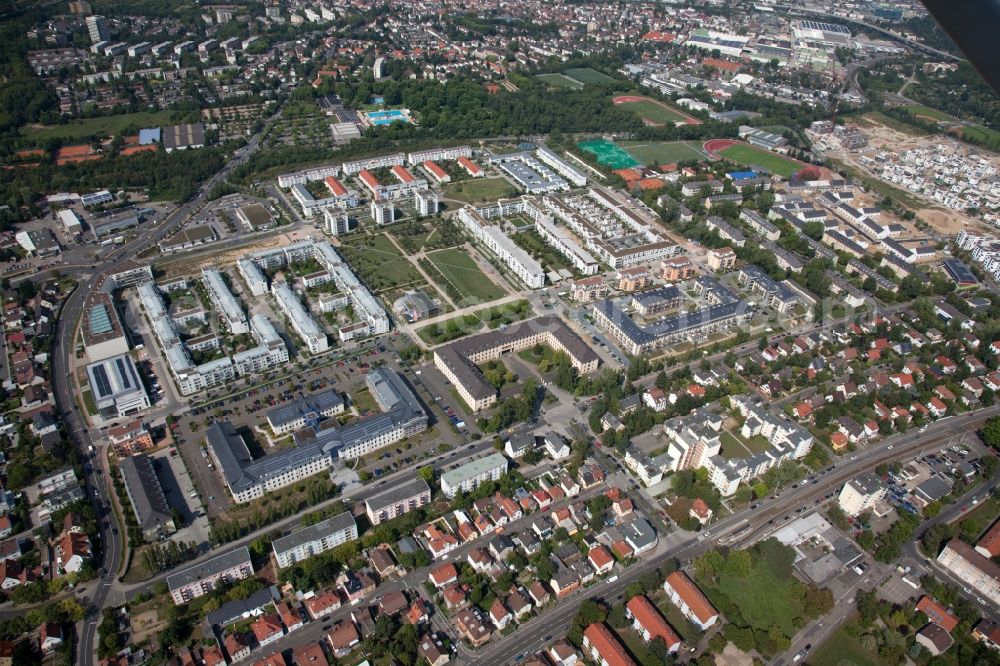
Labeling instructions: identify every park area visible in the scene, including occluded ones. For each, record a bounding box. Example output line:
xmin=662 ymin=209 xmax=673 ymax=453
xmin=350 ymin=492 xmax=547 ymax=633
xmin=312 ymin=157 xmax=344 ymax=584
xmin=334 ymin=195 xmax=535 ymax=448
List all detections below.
xmin=612 ymin=95 xmax=700 ymax=126
xmin=425 ymin=248 xmax=506 ymax=303
xmin=441 ymin=177 xmax=517 ymax=203
xmin=705 ymin=139 xmax=803 ymax=178
xmin=338 ymin=233 xmax=424 ymax=293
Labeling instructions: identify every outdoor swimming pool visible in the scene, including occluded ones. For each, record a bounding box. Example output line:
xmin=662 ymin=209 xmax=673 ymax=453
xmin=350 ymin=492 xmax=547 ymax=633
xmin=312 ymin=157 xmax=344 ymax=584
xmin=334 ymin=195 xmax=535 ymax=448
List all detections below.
xmin=366 ymin=109 xmax=411 ymax=126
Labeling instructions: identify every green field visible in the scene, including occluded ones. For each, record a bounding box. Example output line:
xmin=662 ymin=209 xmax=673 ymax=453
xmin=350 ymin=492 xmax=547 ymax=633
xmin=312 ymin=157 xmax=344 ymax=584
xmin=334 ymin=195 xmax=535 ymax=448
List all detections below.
xmin=564 ymin=67 xmax=617 ymax=85
xmin=426 ymin=248 xmax=506 ymax=302
xmin=616 ymin=98 xmax=692 ymax=125
xmin=338 ymin=234 xmax=425 ymax=292
xmin=701 ymin=555 xmax=809 ymax=636
xmin=21 ymin=110 xmax=182 ymax=142
xmin=578 ymin=139 xmax=639 ymax=169
xmin=809 ymin=619 xmax=880 ymax=666
xmin=535 ymin=73 xmax=584 ymax=90
xmin=718 ymin=143 xmax=801 ymax=178
xmin=622 ymin=140 xmax=706 ymax=165
xmin=964 ymin=124 xmax=1000 ymax=144
xmin=442 ymin=177 xmax=517 ymax=203
xmin=903 ymin=104 xmax=953 ymax=122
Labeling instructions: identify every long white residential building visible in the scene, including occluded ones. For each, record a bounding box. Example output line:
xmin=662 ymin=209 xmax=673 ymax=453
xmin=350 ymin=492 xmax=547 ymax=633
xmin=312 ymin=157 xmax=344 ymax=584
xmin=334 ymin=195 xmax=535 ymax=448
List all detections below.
xmin=407 ymin=146 xmax=472 ymax=165
xmin=272 ymin=282 xmax=328 ymax=354
xmin=458 ymin=205 xmax=545 ymax=288
xmin=201 ymin=268 xmax=248 ymax=334
xmin=238 ymin=239 xmax=388 ymax=341
xmin=440 ymin=452 xmax=508 ymax=498
xmin=535 ymin=146 xmax=588 ymax=187
xmin=341 ymin=152 xmax=406 ymax=175
xmin=272 ymin=512 xmax=358 ymax=568
xmin=138 ymin=282 xmax=286 ymax=395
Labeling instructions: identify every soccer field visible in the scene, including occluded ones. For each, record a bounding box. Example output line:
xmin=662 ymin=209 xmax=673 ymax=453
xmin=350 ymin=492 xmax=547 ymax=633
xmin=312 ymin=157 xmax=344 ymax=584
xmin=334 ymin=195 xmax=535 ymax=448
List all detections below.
xmin=564 ymin=67 xmax=617 ymax=85
xmin=613 ymin=95 xmax=698 ymax=126
xmin=622 ymin=141 xmax=706 ymax=165
xmin=535 ymin=73 xmax=584 ymax=90
xmin=578 ymin=139 xmax=639 ymax=169
xmin=718 ymin=143 xmax=802 ymax=178
xmin=426 ymin=249 xmax=507 ymax=302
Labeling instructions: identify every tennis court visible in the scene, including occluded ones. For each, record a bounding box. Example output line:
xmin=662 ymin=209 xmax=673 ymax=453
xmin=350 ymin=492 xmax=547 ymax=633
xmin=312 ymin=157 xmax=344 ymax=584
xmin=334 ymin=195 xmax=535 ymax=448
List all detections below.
xmin=578 ymin=139 xmax=639 ymax=169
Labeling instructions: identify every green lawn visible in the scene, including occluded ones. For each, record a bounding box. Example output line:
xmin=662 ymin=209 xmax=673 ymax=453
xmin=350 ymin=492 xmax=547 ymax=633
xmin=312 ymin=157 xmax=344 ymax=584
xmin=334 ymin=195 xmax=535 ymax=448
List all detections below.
xmin=425 ymin=248 xmax=506 ymax=303
xmin=338 ymin=234 xmax=425 ymax=292
xmin=441 ymin=177 xmax=517 ymax=203
xmin=719 ymin=430 xmax=771 ymax=459
xmin=622 ymin=141 xmax=706 ymax=166
xmin=564 ymin=67 xmax=617 ymax=85
xmin=809 ymin=619 xmax=880 ymax=666
xmin=616 ymin=98 xmax=692 ymax=125
xmin=903 ymin=104 xmax=953 ymax=122
xmin=718 ymin=143 xmax=802 ymax=178
xmin=417 ymin=300 xmax=531 ymax=345
xmin=964 ymin=124 xmax=1000 ymax=144
xmin=702 ymin=558 xmax=807 ymax=636
xmin=535 ymin=73 xmax=584 ymax=90
xmin=21 ymin=110 xmax=182 ymax=142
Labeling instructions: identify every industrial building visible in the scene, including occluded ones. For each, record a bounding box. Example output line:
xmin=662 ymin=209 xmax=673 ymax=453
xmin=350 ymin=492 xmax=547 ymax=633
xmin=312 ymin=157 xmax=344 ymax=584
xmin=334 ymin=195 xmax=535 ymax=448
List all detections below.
xmin=85 ymin=354 xmax=150 ymax=418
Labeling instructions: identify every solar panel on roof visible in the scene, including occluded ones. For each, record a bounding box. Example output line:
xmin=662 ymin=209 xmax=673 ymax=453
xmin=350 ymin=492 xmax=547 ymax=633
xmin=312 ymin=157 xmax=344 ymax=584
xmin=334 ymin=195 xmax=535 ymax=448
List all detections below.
xmin=93 ymin=364 xmax=112 ymax=398
xmin=89 ymin=305 xmax=113 ymax=335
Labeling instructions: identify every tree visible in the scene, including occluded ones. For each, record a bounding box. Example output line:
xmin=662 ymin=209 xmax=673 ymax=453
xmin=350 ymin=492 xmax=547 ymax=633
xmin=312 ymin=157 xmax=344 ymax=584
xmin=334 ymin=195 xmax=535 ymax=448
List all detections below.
xmin=725 ymin=550 xmax=754 ymax=578
xmin=982 ymin=417 xmax=1000 ymax=450
xmin=418 ymin=465 xmax=435 ymax=483
xmin=608 ymin=604 xmax=628 ymax=628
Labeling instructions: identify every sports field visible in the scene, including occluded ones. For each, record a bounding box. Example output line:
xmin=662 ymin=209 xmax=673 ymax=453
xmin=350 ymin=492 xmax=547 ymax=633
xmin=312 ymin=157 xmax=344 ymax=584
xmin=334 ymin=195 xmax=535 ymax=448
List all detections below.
xmin=21 ymin=110 xmax=180 ymax=142
xmin=708 ymin=141 xmax=802 ymax=178
xmin=578 ymin=139 xmax=639 ymax=169
xmin=621 ymin=141 xmax=706 ymax=165
xmin=902 ymin=104 xmax=953 ymax=122
xmin=535 ymin=73 xmax=584 ymax=90
xmin=612 ymin=95 xmax=700 ymax=126
xmin=426 ymin=248 xmax=506 ymax=302
xmin=564 ymin=67 xmax=617 ymax=85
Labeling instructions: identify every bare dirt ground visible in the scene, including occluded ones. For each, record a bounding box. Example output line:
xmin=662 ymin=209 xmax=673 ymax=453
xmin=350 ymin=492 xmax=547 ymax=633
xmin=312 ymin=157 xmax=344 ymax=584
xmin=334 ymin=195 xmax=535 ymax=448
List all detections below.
xmin=715 ymin=642 xmax=755 ymax=666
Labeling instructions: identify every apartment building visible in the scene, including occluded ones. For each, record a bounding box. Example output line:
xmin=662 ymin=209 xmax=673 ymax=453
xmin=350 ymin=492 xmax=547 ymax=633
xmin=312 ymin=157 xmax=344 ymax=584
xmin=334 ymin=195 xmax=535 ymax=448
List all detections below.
xmin=582 ymin=623 xmax=637 ymax=666
xmin=272 ymin=512 xmax=358 ymax=568
xmin=440 ymin=453 xmax=508 ymax=498
xmin=936 ymin=539 xmax=1000 ymax=606
xmin=663 ymin=571 xmax=719 ymax=630
xmin=838 ymin=473 xmax=886 ymax=517
xmin=364 ymin=478 xmax=432 ymax=525
xmin=167 ymin=547 xmax=253 ymax=604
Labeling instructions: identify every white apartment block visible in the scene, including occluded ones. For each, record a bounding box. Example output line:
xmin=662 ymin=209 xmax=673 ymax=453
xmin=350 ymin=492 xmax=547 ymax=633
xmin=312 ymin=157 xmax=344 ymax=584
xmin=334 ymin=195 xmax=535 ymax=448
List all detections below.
xmin=440 ymin=453 xmax=508 ymax=498
xmin=407 ymin=146 xmax=472 ymax=165
xmin=364 ymin=478 xmax=432 ymax=525
xmin=371 ymin=199 xmax=395 ymax=226
xmin=838 ymin=473 xmax=886 ymax=516
xmin=202 ymin=268 xmax=248 ymax=334
xmin=415 ymin=189 xmax=439 ymax=216
xmin=272 ymin=282 xmax=328 ymax=354
xmin=458 ymin=205 xmax=545 ymax=289
xmin=272 ymin=512 xmax=358 ymax=568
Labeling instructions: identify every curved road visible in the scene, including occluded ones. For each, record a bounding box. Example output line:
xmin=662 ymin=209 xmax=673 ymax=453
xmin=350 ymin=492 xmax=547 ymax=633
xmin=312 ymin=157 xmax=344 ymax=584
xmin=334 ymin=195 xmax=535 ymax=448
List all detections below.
xmin=46 ymin=120 xmax=275 ymax=666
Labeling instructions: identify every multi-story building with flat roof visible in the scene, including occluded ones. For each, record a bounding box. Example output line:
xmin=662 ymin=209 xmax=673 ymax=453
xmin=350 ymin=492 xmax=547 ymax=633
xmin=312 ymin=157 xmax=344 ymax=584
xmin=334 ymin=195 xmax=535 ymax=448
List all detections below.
xmin=937 ymin=539 xmax=1000 ymax=606
xmin=364 ymin=478 xmax=432 ymax=525
xmin=838 ymin=473 xmax=886 ymax=517
xmin=167 ymin=547 xmax=253 ymax=605
xmin=272 ymin=512 xmax=358 ymax=568
xmin=434 ymin=316 xmax=599 ymax=412
xmin=440 ymin=453 xmax=508 ymax=498
xmin=86 ymin=354 xmax=150 ymax=418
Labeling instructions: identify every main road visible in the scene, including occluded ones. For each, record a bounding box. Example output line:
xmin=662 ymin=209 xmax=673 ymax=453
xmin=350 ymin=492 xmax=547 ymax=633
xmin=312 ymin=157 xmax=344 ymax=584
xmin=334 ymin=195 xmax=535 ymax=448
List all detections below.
xmin=49 ymin=111 xmax=280 ymax=666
